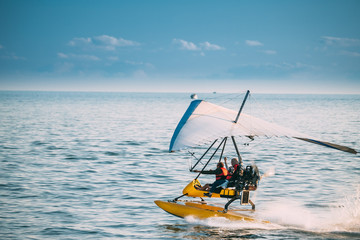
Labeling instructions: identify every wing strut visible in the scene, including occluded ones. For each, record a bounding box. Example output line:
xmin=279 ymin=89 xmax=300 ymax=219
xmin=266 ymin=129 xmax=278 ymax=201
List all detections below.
xmin=190 ymin=139 xmax=218 ymax=171
xmin=219 ymin=137 xmax=227 ymax=163
xmin=231 ymin=136 xmax=242 ymax=163
xmin=194 ymin=138 xmax=227 ymax=180
xmin=234 ymin=90 xmax=250 ymax=123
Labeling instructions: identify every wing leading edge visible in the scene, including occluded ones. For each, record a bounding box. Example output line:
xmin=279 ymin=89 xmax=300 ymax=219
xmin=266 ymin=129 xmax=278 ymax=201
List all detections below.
xmin=169 ymin=100 xmax=357 ymax=154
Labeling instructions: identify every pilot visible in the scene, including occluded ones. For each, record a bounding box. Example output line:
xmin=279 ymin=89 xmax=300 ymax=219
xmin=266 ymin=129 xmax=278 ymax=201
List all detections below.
xmin=194 ymin=162 xmax=228 ymax=197
xmin=225 ymin=157 xmax=243 ymax=187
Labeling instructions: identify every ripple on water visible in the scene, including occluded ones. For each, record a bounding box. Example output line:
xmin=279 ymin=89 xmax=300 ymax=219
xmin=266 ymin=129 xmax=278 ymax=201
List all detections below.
xmin=104 ymin=151 xmax=120 ymax=156
xmin=116 ymin=140 xmax=145 ymax=146
xmin=39 ymin=227 xmax=102 ymax=237
xmin=31 ymin=141 xmax=48 ymax=146
xmin=64 ymin=154 xmax=99 ymax=161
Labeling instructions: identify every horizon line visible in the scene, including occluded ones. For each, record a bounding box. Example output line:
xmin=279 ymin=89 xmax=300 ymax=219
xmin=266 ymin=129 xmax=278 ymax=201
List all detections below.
xmin=0 ymin=89 xmax=359 ymax=95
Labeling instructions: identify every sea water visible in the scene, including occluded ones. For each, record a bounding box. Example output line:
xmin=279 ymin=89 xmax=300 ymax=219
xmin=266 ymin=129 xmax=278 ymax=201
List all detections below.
xmin=0 ymin=91 xmax=359 ymax=239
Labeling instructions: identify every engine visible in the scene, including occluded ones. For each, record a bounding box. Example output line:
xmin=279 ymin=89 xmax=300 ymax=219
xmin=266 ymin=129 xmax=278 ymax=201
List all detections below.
xmin=237 ymin=165 xmax=260 ymax=191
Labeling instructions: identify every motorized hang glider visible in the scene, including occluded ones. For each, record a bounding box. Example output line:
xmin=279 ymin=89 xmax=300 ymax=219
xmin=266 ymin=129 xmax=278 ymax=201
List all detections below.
xmin=155 ymin=91 xmax=357 ymax=222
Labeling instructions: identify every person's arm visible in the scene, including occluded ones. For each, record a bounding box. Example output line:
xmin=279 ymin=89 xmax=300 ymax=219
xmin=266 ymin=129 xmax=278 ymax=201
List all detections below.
xmin=224 ymin=157 xmax=228 ymax=170
xmin=200 ymin=169 xmax=217 ymax=174
xmin=193 ymin=169 xmax=217 ymax=174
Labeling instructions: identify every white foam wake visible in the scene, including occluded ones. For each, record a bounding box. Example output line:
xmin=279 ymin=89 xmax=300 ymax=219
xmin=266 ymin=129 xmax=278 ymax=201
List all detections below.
xmin=259 ymin=186 xmax=360 ymax=233
xmin=183 ymin=186 xmax=360 ymax=234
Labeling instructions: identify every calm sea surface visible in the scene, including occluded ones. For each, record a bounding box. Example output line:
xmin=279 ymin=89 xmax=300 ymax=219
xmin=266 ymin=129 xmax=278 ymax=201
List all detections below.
xmin=0 ymin=91 xmax=359 ymax=239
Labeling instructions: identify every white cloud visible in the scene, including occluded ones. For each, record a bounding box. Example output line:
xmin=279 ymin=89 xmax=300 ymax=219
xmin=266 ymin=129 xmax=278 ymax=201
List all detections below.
xmin=55 ymin=62 xmax=74 ymax=73
xmin=200 ymin=41 xmax=225 ymax=50
xmin=173 ymin=39 xmax=199 ymax=50
xmin=57 ymin=52 xmax=68 ymax=58
xmin=173 ymin=39 xmax=224 ymax=51
xmin=263 ymin=50 xmax=277 ymax=55
xmin=133 ymin=69 xmax=147 ymax=78
xmin=125 ymin=60 xmax=154 ymax=68
xmin=57 ymin=52 xmax=100 ymax=61
xmin=69 ymin=37 xmax=91 ymax=47
xmin=76 ymin=54 xmax=100 ymax=61
xmin=92 ymin=35 xmax=139 ymax=50
xmin=1 ymin=52 xmax=26 ymax=60
xmin=273 ymin=62 xmax=315 ymax=70
xmin=108 ymin=56 xmax=119 ymax=61
xmin=341 ymin=51 xmax=360 ymax=57
xmin=0 ymin=44 xmax=26 ymax=60
xmin=322 ymin=36 xmax=360 ymax=46
xmin=236 ymin=62 xmax=315 ymax=71
xmin=245 ymin=40 xmax=263 ymax=47
xmin=125 ymin=60 xmax=143 ymax=65
xmin=69 ymin=35 xmax=139 ymax=50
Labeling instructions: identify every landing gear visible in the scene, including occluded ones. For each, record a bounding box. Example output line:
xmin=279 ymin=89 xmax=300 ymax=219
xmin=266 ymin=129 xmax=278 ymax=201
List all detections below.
xmin=223 ymin=190 xmax=255 ymax=213
xmin=223 ymin=195 xmax=240 ymax=213
xmin=171 ymin=193 xmax=188 ymax=202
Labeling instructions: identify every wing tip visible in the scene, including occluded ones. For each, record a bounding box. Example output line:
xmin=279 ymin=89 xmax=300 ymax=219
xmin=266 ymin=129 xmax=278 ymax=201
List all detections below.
xmin=295 ymin=137 xmax=357 ymax=154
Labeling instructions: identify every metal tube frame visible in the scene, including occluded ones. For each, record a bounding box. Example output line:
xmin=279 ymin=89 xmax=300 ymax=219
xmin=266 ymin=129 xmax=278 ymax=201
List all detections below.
xmin=234 ymin=90 xmax=250 ymax=123
xmin=218 ymin=137 xmax=227 ymax=163
xmin=190 ymin=139 xmax=218 ymax=172
xmin=194 ymin=137 xmax=227 ymax=180
xmin=231 ymin=136 xmax=242 ymax=162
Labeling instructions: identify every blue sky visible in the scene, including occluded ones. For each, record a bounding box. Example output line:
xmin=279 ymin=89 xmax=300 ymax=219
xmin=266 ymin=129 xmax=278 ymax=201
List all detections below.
xmin=1 ymin=0 xmax=360 ymax=93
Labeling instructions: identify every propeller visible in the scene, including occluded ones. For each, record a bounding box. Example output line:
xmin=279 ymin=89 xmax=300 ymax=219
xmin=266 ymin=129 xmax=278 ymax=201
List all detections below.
xmin=261 ymin=167 xmax=275 ymax=180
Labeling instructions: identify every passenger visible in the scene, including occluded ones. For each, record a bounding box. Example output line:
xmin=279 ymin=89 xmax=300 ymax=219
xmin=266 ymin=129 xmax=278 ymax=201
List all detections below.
xmin=193 ymin=162 xmax=228 ymax=197
xmin=219 ymin=157 xmax=242 ymax=188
